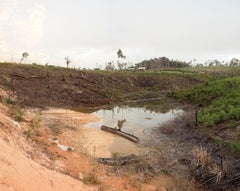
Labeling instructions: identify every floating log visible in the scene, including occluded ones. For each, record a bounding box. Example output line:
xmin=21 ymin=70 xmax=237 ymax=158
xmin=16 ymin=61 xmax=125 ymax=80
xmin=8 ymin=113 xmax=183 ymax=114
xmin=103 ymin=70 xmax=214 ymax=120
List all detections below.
xmin=101 ymin=125 xmax=139 ymax=143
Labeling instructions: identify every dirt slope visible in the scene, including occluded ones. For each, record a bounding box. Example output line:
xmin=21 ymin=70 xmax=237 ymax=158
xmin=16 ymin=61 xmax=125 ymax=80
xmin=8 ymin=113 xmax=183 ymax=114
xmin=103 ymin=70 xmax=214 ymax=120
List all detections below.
xmin=0 ymin=63 xmax=201 ymax=108
xmin=0 ymin=89 xmax=96 ymax=191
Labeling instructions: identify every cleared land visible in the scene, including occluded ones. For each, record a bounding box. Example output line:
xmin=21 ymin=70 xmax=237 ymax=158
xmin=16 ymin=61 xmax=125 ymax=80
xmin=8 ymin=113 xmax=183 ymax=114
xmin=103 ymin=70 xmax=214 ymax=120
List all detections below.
xmin=0 ymin=62 xmax=240 ymax=190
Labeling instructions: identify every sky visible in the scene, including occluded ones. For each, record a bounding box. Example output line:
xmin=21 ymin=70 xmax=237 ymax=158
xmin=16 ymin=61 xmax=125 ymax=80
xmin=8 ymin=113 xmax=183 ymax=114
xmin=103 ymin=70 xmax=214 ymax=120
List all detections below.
xmin=0 ymin=0 xmax=240 ymax=68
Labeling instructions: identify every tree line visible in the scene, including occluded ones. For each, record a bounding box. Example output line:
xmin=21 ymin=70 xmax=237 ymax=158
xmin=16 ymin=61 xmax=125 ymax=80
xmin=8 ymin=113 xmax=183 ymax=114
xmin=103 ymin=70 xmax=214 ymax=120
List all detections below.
xmin=135 ymin=57 xmax=191 ymax=70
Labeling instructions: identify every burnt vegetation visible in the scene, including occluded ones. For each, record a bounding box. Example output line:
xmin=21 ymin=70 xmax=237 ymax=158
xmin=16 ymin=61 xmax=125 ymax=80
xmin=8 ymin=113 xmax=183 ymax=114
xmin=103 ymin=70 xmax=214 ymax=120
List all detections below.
xmin=0 ymin=62 xmax=200 ymax=108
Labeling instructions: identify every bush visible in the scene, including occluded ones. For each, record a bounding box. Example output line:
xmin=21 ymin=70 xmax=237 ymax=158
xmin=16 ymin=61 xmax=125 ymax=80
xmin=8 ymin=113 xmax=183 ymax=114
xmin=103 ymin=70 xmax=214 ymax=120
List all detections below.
xmin=6 ymin=97 xmax=14 ymax=104
xmin=82 ymin=168 xmax=101 ymax=185
xmin=215 ymin=136 xmax=223 ymax=147
xmin=15 ymin=109 xmax=24 ymax=122
xmin=228 ymin=140 xmax=240 ymax=154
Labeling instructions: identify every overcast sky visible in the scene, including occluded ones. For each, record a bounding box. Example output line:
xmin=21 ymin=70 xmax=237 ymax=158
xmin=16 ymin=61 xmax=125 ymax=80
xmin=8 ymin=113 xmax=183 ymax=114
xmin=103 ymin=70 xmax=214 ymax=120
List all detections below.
xmin=1 ymin=0 xmax=240 ymax=68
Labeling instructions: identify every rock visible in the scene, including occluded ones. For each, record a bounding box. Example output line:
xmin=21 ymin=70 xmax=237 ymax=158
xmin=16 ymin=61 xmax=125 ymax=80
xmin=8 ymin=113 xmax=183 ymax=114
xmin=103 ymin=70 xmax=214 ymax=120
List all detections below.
xmin=77 ymin=172 xmax=83 ymax=180
xmin=12 ymin=121 xmax=21 ymax=129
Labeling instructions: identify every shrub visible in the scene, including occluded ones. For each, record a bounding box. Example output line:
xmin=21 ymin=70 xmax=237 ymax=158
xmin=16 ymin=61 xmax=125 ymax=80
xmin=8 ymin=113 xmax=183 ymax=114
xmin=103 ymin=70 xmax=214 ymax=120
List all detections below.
xmin=32 ymin=112 xmax=42 ymax=129
xmin=27 ymin=129 xmax=33 ymax=139
xmin=15 ymin=109 xmax=24 ymax=122
xmin=215 ymin=136 xmax=223 ymax=147
xmin=228 ymin=140 xmax=240 ymax=154
xmin=230 ymin=120 xmax=237 ymax=129
xmin=82 ymin=168 xmax=101 ymax=185
xmin=6 ymin=97 xmax=14 ymax=104
xmin=193 ymin=146 xmax=211 ymax=167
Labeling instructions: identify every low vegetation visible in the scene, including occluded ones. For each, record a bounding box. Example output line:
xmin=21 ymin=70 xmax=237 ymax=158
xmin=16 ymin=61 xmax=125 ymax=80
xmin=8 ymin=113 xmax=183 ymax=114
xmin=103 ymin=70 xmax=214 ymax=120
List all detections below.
xmin=166 ymin=69 xmax=240 ymax=190
xmin=170 ymin=76 xmax=240 ymax=127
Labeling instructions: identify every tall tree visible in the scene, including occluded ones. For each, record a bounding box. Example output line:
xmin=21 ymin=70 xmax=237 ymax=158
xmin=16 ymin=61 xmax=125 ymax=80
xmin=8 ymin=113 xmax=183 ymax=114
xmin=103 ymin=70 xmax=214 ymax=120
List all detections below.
xmin=117 ymin=49 xmax=126 ymax=59
xmin=19 ymin=52 xmax=29 ymax=64
xmin=117 ymin=49 xmax=126 ymax=70
xmin=230 ymin=58 xmax=240 ymax=66
xmin=65 ymin=57 xmax=71 ymax=68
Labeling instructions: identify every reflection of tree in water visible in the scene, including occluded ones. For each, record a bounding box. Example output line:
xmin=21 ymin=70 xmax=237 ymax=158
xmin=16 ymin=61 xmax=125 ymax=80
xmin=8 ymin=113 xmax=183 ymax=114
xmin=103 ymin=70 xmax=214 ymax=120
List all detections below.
xmin=126 ymin=100 xmax=178 ymax=114
xmin=110 ymin=100 xmax=177 ymax=116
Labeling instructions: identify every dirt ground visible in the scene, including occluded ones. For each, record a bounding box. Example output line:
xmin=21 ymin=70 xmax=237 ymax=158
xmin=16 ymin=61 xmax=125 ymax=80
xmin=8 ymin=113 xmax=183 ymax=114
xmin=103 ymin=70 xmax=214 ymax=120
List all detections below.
xmin=0 ymin=102 xmax=96 ymax=191
xmin=37 ymin=108 xmax=167 ymax=191
xmin=36 ymin=107 xmax=208 ymax=191
xmin=0 ymin=91 xmax=167 ymax=191
xmin=3 ymin=63 xmax=231 ymax=190
xmin=0 ymin=63 xmax=201 ymax=108
xmin=0 ymin=63 xmax=203 ymax=191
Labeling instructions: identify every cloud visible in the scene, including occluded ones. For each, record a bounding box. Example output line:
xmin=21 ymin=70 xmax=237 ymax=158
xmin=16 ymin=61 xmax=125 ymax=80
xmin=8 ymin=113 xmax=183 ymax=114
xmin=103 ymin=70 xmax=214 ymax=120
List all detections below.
xmin=0 ymin=0 xmax=46 ymax=62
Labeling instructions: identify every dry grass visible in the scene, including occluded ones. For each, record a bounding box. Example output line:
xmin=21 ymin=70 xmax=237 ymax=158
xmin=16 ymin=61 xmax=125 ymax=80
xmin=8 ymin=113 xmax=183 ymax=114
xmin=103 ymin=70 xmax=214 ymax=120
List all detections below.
xmin=193 ymin=146 xmax=211 ymax=167
xmin=190 ymin=146 xmax=238 ymax=190
xmin=82 ymin=167 xmax=101 ymax=185
xmin=209 ymin=163 xmax=227 ymax=183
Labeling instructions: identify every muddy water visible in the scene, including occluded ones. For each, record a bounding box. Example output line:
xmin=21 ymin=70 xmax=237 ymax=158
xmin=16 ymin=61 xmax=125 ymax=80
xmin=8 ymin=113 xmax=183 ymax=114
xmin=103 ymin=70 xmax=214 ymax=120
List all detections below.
xmin=41 ymin=106 xmax=184 ymax=158
xmin=86 ymin=106 xmax=184 ymax=155
xmin=88 ymin=106 xmax=183 ymax=138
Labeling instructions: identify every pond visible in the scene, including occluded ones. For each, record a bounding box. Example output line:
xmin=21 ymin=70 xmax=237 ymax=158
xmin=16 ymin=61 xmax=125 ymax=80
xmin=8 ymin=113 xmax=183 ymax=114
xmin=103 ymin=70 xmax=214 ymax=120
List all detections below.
xmin=87 ymin=105 xmax=184 ymax=140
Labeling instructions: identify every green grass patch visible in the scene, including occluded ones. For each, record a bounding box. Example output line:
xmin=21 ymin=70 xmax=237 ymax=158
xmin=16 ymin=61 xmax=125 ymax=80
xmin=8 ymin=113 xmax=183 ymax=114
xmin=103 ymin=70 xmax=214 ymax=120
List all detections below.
xmin=228 ymin=140 xmax=240 ymax=154
xmin=14 ymin=109 xmax=24 ymax=122
xmin=215 ymin=136 xmax=223 ymax=147
xmin=170 ymin=77 xmax=240 ymax=127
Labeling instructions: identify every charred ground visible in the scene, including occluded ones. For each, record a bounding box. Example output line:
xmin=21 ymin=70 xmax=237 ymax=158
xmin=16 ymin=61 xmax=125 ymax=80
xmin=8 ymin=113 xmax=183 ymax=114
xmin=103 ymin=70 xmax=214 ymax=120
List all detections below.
xmin=0 ymin=62 xmax=201 ymax=108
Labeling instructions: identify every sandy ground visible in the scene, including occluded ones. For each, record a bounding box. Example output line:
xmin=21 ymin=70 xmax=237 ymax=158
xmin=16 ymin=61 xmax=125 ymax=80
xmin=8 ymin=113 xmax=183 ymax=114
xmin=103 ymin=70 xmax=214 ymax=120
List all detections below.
xmin=40 ymin=108 xmax=144 ymax=191
xmin=41 ymin=108 xmax=143 ymax=158
xmin=0 ymin=103 xmax=96 ymax=191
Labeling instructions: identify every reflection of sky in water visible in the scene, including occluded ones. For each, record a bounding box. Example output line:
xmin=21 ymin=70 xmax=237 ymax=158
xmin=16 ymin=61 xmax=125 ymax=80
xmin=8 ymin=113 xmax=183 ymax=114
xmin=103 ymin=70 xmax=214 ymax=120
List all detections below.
xmin=87 ymin=106 xmax=183 ymax=136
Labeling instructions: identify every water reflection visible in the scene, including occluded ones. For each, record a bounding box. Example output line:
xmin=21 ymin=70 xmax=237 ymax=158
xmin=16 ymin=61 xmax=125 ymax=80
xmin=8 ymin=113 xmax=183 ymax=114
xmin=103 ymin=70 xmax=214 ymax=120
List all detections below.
xmin=87 ymin=105 xmax=184 ymax=137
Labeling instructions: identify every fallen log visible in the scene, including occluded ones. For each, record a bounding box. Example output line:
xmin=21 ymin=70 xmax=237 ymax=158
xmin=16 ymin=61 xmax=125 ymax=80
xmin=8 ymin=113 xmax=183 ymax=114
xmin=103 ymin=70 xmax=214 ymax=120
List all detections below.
xmin=101 ymin=125 xmax=139 ymax=143
xmin=98 ymin=154 xmax=137 ymax=166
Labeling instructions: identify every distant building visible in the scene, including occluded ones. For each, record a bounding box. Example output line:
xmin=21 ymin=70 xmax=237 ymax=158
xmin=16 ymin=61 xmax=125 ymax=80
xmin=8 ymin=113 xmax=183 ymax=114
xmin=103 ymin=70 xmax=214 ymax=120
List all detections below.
xmin=127 ymin=66 xmax=135 ymax=71
xmin=138 ymin=67 xmax=146 ymax=71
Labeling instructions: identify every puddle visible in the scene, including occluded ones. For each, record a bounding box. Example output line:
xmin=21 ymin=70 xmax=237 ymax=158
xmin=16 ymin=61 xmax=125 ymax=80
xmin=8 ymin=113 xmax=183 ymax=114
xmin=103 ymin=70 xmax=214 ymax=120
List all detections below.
xmin=85 ymin=105 xmax=184 ymax=157
xmin=42 ymin=107 xmax=184 ymax=158
xmin=87 ymin=106 xmax=184 ymax=138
